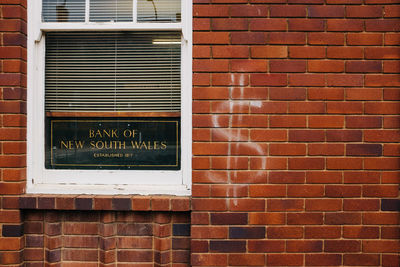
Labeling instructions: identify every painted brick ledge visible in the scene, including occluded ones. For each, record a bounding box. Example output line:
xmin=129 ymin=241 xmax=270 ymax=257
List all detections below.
xmin=18 ymin=194 xmax=191 ymax=211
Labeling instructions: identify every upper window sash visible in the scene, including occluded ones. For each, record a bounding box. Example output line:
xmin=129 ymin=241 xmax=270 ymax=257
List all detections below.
xmin=41 ymin=0 xmax=182 ymax=24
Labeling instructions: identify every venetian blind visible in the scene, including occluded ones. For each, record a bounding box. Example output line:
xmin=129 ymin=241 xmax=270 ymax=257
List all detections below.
xmin=137 ymin=0 xmax=181 ymax=22
xmin=90 ymin=0 xmax=133 ymax=22
xmin=45 ymin=31 xmax=181 ymax=112
xmin=42 ymin=0 xmax=85 ymax=22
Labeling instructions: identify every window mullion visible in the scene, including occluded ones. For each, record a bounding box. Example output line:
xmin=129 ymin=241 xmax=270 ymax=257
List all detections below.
xmin=85 ymin=0 xmax=90 ymax=23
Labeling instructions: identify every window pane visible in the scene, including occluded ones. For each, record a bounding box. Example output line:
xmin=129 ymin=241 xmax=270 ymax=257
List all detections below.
xmin=45 ymin=31 xmax=181 ymax=112
xmin=137 ymin=0 xmax=181 ymax=22
xmin=42 ymin=0 xmax=85 ymax=22
xmin=90 ymin=0 xmax=133 ymax=22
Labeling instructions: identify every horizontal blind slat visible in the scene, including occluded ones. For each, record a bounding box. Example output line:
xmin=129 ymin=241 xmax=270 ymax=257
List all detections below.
xmin=45 ymin=31 xmax=181 ymax=113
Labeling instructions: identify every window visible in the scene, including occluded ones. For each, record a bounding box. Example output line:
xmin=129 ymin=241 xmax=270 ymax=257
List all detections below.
xmin=27 ymin=0 xmax=192 ymax=195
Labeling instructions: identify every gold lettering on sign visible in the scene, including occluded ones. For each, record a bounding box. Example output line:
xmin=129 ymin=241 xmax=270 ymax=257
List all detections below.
xmin=89 ymin=129 xmax=119 ymax=138
xmin=60 ymin=140 xmax=85 ymax=149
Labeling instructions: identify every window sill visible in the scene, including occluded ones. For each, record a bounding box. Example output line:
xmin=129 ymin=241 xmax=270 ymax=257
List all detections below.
xmin=19 ymin=194 xmax=191 ymax=212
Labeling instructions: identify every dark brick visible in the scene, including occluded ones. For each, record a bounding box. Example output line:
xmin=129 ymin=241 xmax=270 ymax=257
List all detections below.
xmin=37 ymin=197 xmax=55 ymax=209
xmin=26 ymin=236 xmax=44 ymax=248
xmin=46 ymin=249 xmax=61 ymax=263
xmin=75 ymin=198 xmax=92 ymax=210
xmin=117 ymin=223 xmax=153 ymax=236
xmin=2 ymin=224 xmax=23 ymax=237
xmin=173 ymin=224 xmax=191 ymax=236
xmin=210 ymin=240 xmax=246 ymax=253
xmin=112 ymin=198 xmax=131 ymax=211
xmin=19 ymin=197 xmax=36 ymax=209
xmin=210 ymin=213 xmax=248 ymax=225
xmin=346 ymin=144 xmax=382 ymax=156
xmin=229 ymin=227 xmax=266 ymax=239
xmin=381 ymin=199 xmax=400 ymax=211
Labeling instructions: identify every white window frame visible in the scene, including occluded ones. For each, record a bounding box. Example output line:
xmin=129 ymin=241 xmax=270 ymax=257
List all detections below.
xmin=27 ymin=0 xmax=192 ymax=195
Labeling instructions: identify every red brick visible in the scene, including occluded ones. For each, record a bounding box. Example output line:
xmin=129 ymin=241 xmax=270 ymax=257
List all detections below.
xmin=194 ymin=5 xmax=229 ymax=17
xmin=212 ymin=129 xmax=249 ymax=142
xmin=366 ymin=19 xmax=400 ymax=32
xmin=309 ymin=116 xmax=344 ymax=129
xmin=193 ymin=60 xmax=229 ymax=72
xmin=251 ymin=46 xmax=288 ymax=58
xmin=306 ymin=199 xmax=342 ymax=211
xmin=191 ymin=254 xmax=227 ymax=266
xmin=384 ymin=61 xmax=400 ymax=73
xmin=193 ymin=114 xmax=229 ymax=127
xmin=232 ymin=87 xmax=268 ymax=99
xmin=344 ymin=199 xmax=380 ymax=211
xmin=347 ymin=33 xmax=383 ymax=45
xmin=231 ymin=32 xmax=268 ymax=44
xmin=384 ymin=89 xmax=400 ymax=100
xmin=192 ymin=199 xmax=227 ymax=211
xmin=269 ymin=171 xmax=305 ymax=184
xmin=250 ymin=157 xmax=287 ymax=170
xmin=347 ymin=5 xmax=383 ymax=18
xmin=269 ymin=32 xmax=306 ymax=44
xmin=213 ymin=46 xmax=249 ymax=58
xmin=212 ymin=73 xmax=249 ymax=86
xmin=365 ymin=102 xmax=399 ymax=115
xmin=249 ymin=185 xmax=286 ymax=197
xmin=304 ymin=226 xmax=341 ymax=239
xmin=270 ymin=115 xmax=306 ymax=128
xmin=343 ymin=226 xmax=380 ymax=239
xmin=211 ymin=18 xmax=248 ymax=31
xmin=193 ymin=73 xmax=210 ymax=86
xmin=344 ymin=254 xmax=380 ymax=266
xmin=250 ymin=73 xmax=287 ymax=86
xmin=326 ymin=185 xmax=362 ymax=198
xmin=364 ymin=158 xmax=400 ymax=170
xmin=306 ymin=171 xmax=342 ymax=184
xmin=228 ymin=254 xmax=265 ymax=266
xmin=343 ymin=171 xmax=380 ymax=184
xmin=290 ymin=46 xmax=326 ymax=58
xmin=346 ymin=61 xmax=382 ymax=73
xmin=270 ymin=5 xmax=307 ymax=17
xmin=249 ymin=18 xmax=287 ymax=31
xmin=194 ymin=32 xmax=230 ymax=44
xmin=325 ymin=212 xmax=362 ymax=225
xmin=289 ymin=158 xmax=325 ymax=170
xmin=248 ymin=240 xmax=285 ymax=252
xmin=230 ymin=5 xmax=268 ymax=17
xmin=327 ymin=158 xmax=363 ymax=170
xmin=327 ymin=19 xmax=364 ymax=31
xmin=230 ymin=59 xmax=267 ymax=72
xmin=309 ymin=5 xmax=345 ymax=17
xmin=363 ymin=241 xmax=400 ymax=253
xmin=287 ymin=213 xmax=323 ymax=225
xmin=385 ymin=33 xmax=400 ymax=45
xmin=365 ymin=47 xmax=400 ymax=59
xmin=308 ymin=88 xmax=344 ymax=100
xmin=366 ymin=74 xmax=400 ymax=87
xmin=210 ymin=185 xmax=248 ymax=197
xmin=308 ymin=33 xmax=344 ymax=45
xmin=193 ymin=143 xmax=229 ymax=156
xmin=249 ymin=212 xmax=285 ymax=225
xmin=325 ymin=241 xmax=361 ymax=253
xmin=363 ymin=185 xmax=399 ymax=197
xmin=192 ymin=170 xmax=229 ymax=183
xmin=289 ymin=74 xmax=325 ymax=86
xmin=270 ymin=60 xmax=306 ymax=73
xmin=231 ymin=115 xmax=268 ymax=128
xmin=229 ymin=199 xmax=265 ymax=211
xmin=193 ymin=18 xmax=210 ymax=31
xmin=250 ymin=101 xmax=287 ymax=114
xmin=212 ymin=101 xmax=249 ymax=113
xmin=231 ymin=171 xmax=268 ymax=184
xmin=267 ymin=254 xmax=304 ymax=266
xmin=289 ymin=102 xmax=325 ymax=114
xmin=287 ymin=185 xmax=324 ymax=197
xmin=269 ymin=144 xmax=306 ymax=156
xmin=267 ymin=199 xmax=304 ymax=212
xmin=287 ymin=240 xmax=323 ymax=252
xmin=211 ymin=157 xmax=248 ymax=170
xmin=289 ymin=129 xmax=325 ymax=141
xmin=267 ymin=226 xmax=303 ymax=239
xmin=288 ymin=19 xmax=324 ymax=31
xmin=269 ymin=87 xmax=306 ymax=100
xmin=327 ymin=102 xmax=363 ymax=114
xmin=382 ymin=254 xmax=399 ymax=267
xmin=308 ymin=60 xmax=344 ymax=73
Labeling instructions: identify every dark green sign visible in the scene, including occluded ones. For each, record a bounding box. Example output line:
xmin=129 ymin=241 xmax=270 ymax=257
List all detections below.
xmin=45 ymin=118 xmax=180 ymax=170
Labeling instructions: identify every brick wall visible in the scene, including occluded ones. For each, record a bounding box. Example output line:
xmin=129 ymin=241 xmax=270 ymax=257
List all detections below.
xmin=192 ymin=0 xmax=399 ymax=266
xmin=0 ymin=0 xmax=26 ymax=265
xmin=0 ymin=0 xmax=399 ymax=266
